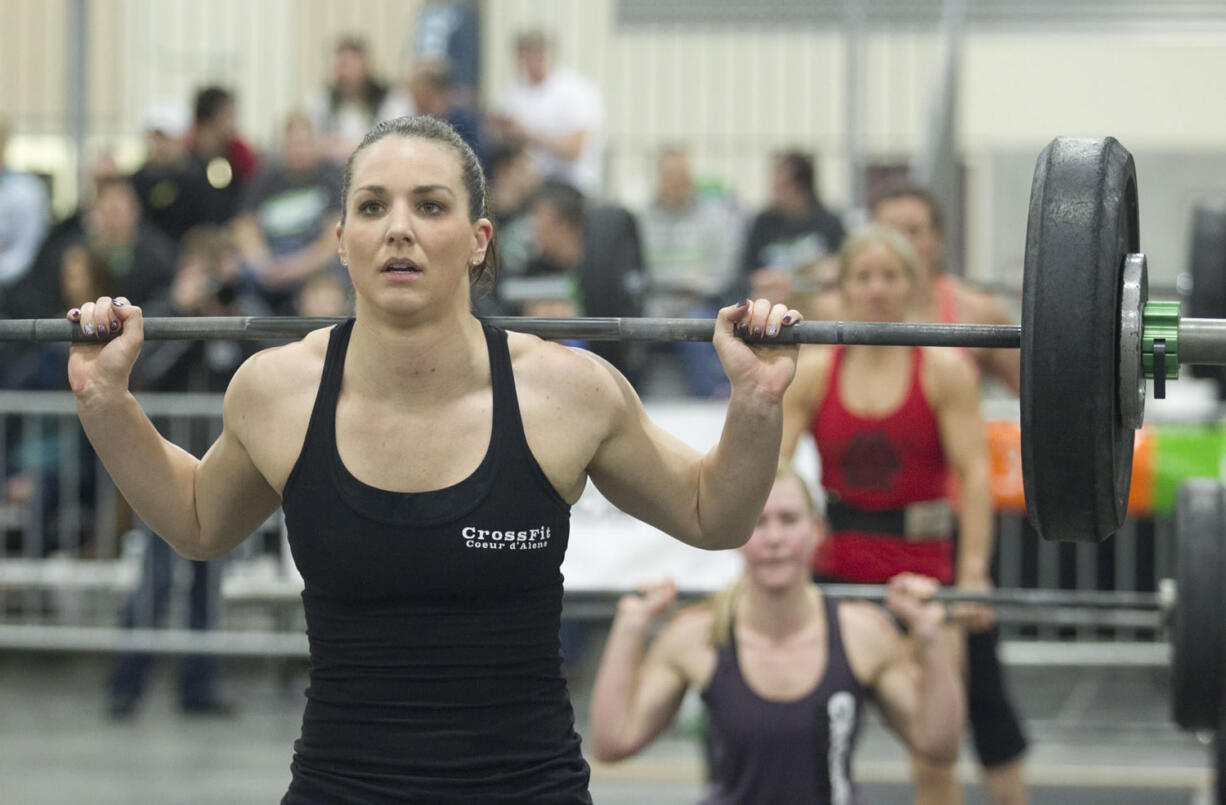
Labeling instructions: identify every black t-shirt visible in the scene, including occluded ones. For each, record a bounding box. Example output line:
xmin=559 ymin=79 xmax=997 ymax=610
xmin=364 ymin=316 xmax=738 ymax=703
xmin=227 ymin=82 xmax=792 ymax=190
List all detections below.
xmin=739 ymin=204 xmax=846 ymax=277
xmin=131 ymin=160 xmax=209 ymax=243
xmin=238 ymin=161 xmax=343 ymax=258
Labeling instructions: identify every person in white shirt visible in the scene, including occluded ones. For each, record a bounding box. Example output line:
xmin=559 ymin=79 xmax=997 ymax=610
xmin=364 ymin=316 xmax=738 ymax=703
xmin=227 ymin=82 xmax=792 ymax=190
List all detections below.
xmin=0 ymin=119 xmax=50 ymax=298
xmin=492 ymin=30 xmax=605 ymax=196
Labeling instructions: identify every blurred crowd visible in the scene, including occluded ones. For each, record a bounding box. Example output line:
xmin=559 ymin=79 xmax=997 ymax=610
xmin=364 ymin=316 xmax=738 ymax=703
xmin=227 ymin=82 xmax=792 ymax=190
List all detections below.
xmin=0 ymin=12 xmax=875 ymax=401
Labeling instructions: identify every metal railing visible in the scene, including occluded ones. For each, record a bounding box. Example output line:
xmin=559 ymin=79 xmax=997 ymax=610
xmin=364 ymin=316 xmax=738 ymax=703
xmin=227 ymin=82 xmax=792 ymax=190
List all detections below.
xmin=0 ymin=390 xmax=1177 ymax=664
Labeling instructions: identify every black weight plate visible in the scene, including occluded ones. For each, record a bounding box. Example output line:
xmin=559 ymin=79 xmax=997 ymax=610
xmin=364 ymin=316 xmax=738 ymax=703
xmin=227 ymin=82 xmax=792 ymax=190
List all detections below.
xmin=1021 ymin=137 xmax=1139 ymax=542
xmin=1171 ymin=479 xmax=1226 ymax=731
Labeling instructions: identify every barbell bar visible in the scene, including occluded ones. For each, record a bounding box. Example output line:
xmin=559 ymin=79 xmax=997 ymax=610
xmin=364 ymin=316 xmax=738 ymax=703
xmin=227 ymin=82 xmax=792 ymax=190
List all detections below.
xmin=7 ymin=315 xmax=1226 ymax=363
xmin=0 ymin=315 xmax=1023 ymax=348
xmin=5 ymin=314 xmax=1226 ymax=362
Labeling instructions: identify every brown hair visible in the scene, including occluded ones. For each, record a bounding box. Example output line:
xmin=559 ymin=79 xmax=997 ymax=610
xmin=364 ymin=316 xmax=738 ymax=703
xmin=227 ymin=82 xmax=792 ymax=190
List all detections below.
xmin=871 ymin=183 xmax=945 ymax=234
xmin=339 ymin=115 xmax=496 ymax=288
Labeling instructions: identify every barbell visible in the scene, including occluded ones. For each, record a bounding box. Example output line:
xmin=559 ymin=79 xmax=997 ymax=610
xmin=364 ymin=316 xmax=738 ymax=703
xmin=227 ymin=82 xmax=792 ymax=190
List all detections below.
xmin=3 ymin=137 xmax=1226 ymax=545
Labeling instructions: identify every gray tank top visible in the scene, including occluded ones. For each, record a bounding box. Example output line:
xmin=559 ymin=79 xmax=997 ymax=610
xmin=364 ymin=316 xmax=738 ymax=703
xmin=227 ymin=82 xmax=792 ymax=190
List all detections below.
xmin=700 ymin=595 xmax=867 ymax=805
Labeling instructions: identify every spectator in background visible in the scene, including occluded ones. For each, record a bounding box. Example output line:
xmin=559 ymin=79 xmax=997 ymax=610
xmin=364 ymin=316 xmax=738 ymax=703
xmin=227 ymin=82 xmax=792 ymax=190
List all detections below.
xmin=310 ymin=35 xmax=392 ymax=164
xmin=486 ymin=141 xmax=542 ymax=283
xmin=2 ymin=244 xmax=111 ymax=555
xmin=107 ymin=225 xmax=269 ymax=719
xmin=0 ymin=117 xmax=50 ymax=305
xmin=187 ymin=86 xmax=260 ymax=227
xmin=131 ymin=103 xmax=206 ymax=244
xmin=411 ymin=0 xmax=480 ymax=108
xmin=382 ymin=62 xmax=486 ymax=173
xmin=521 ymin=181 xmax=645 ymax=384
xmin=3 ymin=166 xmax=175 ymax=556
xmin=638 ymin=146 xmax=742 ymax=398
xmin=231 ymin=113 xmax=344 ymax=314
xmin=10 ymin=171 xmax=177 ymax=322
xmin=491 ymin=30 xmax=604 ymax=196
xmin=520 ymin=181 xmax=586 ymax=320
xmin=742 ymin=151 xmax=846 ymax=305
xmin=874 ymin=184 xmax=1020 ymax=394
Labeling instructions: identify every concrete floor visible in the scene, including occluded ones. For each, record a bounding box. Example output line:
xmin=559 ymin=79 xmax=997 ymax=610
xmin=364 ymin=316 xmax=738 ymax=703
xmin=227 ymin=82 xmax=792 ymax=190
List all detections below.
xmin=0 ymin=650 xmax=1216 ymax=805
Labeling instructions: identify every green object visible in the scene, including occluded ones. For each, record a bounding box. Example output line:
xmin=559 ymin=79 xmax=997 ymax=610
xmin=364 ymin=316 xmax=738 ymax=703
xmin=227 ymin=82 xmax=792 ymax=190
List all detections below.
xmin=1142 ymin=300 xmax=1181 ymax=380
xmin=1152 ymin=424 xmax=1226 ymax=514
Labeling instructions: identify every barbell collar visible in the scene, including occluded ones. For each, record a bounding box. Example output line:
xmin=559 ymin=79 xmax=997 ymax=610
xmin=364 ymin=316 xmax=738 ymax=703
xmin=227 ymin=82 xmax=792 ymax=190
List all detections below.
xmin=0 ymin=316 xmax=1024 ymax=349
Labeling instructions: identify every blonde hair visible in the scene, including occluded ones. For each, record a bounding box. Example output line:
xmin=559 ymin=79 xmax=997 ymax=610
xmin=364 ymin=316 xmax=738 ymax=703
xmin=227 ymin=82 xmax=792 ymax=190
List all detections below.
xmin=837 ymin=223 xmax=921 ymax=287
xmin=707 ymin=459 xmax=821 ymax=648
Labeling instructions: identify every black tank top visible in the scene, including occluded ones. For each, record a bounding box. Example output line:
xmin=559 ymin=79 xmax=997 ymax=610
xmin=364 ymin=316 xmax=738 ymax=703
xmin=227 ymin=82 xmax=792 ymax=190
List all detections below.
xmin=700 ymin=595 xmax=866 ymax=805
xmin=280 ymin=320 xmax=591 ymax=804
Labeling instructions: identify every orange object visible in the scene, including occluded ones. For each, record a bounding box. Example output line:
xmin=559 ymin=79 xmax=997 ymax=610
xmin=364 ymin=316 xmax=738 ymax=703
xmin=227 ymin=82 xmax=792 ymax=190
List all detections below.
xmin=987 ymin=421 xmax=1026 ymax=512
xmin=1126 ymin=427 xmax=1155 ymax=516
xmin=984 ymin=420 xmax=1155 ymax=516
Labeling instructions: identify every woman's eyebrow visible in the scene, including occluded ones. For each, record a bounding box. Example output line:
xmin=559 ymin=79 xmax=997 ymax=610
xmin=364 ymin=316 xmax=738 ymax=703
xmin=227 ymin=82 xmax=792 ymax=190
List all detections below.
xmin=353 ymin=184 xmax=455 ymax=197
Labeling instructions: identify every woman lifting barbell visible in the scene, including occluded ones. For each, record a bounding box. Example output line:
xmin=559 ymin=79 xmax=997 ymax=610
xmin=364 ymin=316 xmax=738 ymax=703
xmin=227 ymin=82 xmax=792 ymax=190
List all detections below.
xmin=588 ymin=461 xmax=964 ymax=803
xmin=63 ymin=115 xmax=804 ymax=803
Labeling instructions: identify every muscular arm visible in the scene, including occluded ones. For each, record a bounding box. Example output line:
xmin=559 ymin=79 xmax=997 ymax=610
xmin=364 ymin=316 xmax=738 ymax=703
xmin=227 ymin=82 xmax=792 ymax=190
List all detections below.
xmin=931 ymin=351 xmax=994 ymax=583
xmin=589 ymin=367 xmax=784 ymax=550
xmin=588 ymin=301 xmax=800 ymax=550
xmin=867 ymin=609 xmax=964 ymax=763
xmin=979 ymin=300 xmax=1021 ymax=394
xmin=529 ymin=129 xmax=587 ymax=162
xmin=76 ymin=353 xmax=282 ymax=560
xmin=588 ymin=601 xmax=697 ymax=762
xmin=963 ymin=288 xmax=1021 ymax=395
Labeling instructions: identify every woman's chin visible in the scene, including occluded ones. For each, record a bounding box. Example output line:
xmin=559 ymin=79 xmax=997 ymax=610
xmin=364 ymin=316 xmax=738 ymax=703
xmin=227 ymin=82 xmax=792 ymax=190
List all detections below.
xmin=750 ymin=565 xmax=806 ymax=593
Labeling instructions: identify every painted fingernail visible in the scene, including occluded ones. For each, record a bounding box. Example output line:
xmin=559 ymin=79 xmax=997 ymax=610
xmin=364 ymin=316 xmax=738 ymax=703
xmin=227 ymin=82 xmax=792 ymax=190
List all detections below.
xmin=113 ymin=298 xmax=125 ymax=307
xmin=110 ymin=320 xmax=120 ymax=332
xmin=68 ymin=309 xmax=80 ymax=319
xmin=782 ymin=314 xmax=793 ymax=325
xmin=752 ymin=327 xmax=763 ymax=338
xmin=737 ymin=298 xmax=750 ymax=307
xmin=766 ymin=325 xmax=778 ymax=337
xmin=83 ymin=321 xmax=94 ymax=335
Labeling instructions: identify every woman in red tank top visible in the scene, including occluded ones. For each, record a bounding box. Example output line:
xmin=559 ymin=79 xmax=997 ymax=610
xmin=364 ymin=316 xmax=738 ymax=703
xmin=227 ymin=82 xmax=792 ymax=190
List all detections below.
xmin=783 ymin=225 xmax=992 ymax=591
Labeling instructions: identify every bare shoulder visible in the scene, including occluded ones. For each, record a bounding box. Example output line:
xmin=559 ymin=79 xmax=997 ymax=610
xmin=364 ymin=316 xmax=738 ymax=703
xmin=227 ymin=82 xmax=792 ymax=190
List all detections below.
xmin=836 ymin=599 xmax=902 ymax=685
xmin=655 ymin=602 xmax=717 ymax=677
xmin=660 ymin=602 xmax=716 ymax=646
xmin=226 ymin=327 xmax=330 ymax=412
xmin=507 ymin=331 xmax=632 ymax=431
xmin=223 ymin=327 xmax=332 ymax=490
xmin=504 ymin=332 xmax=635 ymax=500
xmin=920 ymin=346 xmax=979 ymax=402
